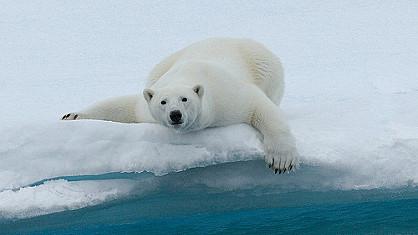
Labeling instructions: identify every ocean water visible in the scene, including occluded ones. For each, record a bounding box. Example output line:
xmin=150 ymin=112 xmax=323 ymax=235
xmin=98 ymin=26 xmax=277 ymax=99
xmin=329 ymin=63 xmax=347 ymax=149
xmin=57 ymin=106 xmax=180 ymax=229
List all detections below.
xmin=1 ymin=162 xmax=418 ymax=234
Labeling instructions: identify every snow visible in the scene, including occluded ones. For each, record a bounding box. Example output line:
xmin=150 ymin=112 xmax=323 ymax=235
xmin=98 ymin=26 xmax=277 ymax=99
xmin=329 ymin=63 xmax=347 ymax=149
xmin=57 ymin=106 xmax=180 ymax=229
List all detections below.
xmin=0 ymin=179 xmax=137 ymax=219
xmin=1 ymin=1 xmax=418 ymax=219
xmin=0 ymin=123 xmax=262 ymax=190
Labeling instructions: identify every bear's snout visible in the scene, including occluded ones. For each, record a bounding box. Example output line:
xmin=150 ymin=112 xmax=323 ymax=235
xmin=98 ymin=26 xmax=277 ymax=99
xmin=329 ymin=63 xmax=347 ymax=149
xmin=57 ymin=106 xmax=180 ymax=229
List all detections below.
xmin=169 ymin=110 xmax=182 ymax=123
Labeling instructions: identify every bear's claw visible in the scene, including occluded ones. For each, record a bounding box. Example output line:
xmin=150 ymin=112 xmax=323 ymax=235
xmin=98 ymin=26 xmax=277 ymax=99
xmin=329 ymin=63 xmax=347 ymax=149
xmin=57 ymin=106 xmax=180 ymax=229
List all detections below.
xmin=61 ymin=113 xmax=79 ymax=120
xmin=264 ymin=148 xmax=298 ymax=174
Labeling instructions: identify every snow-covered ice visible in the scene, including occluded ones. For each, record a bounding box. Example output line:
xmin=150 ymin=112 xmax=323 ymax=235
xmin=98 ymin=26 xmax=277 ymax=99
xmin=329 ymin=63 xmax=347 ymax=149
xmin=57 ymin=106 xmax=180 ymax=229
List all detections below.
xmin=0 ymin=179 xmax=137 ymax=219
xmin=0 ymin=123 xmax=262 ymax=191
xmin=1 ymin=1 xmax=418 ymax=219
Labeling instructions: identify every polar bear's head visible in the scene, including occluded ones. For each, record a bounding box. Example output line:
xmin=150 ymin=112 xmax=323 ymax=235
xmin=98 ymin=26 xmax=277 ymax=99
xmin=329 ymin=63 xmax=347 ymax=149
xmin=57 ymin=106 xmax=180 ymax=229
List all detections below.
xmin=143 ymin=85 xmax=204 ymax=132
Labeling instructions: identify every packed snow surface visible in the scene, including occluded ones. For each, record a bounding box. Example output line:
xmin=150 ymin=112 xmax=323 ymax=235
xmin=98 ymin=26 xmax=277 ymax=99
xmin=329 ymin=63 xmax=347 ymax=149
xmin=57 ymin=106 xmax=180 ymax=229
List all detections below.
xmin=1 ymin=0 xmax=418 ymax=219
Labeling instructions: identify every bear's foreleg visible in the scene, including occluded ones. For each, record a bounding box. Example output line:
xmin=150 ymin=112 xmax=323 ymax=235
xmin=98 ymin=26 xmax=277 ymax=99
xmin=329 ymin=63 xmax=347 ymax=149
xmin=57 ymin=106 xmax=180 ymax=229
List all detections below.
xmin=249 ymin=96 xmax=299 ymax=174
xmin=61 ymin=95 xmax=152 ymax=123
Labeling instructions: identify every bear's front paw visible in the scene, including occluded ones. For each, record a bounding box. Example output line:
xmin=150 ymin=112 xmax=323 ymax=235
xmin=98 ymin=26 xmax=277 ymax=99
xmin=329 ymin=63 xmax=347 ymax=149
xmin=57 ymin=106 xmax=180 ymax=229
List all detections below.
xmin=61 ymin=113 xmax=80 ymax=120
xmin=264 ymin=146 xmax=299 ymax=174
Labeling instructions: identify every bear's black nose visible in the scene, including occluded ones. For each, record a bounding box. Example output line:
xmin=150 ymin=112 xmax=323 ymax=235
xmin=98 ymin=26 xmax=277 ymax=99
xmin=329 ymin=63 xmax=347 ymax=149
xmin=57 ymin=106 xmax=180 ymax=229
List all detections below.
xmin=169 ymin=110 xmax=182 ymax=123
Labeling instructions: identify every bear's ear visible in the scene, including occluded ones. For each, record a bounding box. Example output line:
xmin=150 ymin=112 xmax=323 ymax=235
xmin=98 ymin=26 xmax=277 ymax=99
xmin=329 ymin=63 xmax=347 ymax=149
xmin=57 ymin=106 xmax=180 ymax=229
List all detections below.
xmin=143 ymin=89 xmax=154 ymax=102
xmin=193 ymin=85 xmax=204 ymax=98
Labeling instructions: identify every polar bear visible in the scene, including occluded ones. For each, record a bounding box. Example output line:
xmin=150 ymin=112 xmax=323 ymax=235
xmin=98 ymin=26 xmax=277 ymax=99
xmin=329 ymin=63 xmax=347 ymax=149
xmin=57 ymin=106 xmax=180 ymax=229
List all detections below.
xmin=62 ymin=38 xmax=298 ymax=173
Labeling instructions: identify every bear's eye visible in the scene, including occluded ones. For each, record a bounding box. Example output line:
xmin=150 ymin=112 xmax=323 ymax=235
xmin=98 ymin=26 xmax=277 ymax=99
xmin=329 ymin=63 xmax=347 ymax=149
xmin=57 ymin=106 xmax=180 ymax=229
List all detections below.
xmin=181 ymin=97 xmax=188 ymax=102
xmin=160 ymin=100 xmax=166 ymax=105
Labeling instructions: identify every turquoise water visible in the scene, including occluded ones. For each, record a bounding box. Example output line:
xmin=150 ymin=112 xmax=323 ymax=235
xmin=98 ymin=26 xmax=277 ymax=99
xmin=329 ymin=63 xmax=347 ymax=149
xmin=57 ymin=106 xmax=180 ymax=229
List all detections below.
xmin=2 ymin=161 xmax=418 ymax=234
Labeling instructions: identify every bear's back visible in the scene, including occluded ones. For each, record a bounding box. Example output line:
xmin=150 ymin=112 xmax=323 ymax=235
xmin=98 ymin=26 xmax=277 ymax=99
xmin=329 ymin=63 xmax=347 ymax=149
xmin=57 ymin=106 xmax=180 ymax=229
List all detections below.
xmin=147 ymin=38 xmax=284 ymax=104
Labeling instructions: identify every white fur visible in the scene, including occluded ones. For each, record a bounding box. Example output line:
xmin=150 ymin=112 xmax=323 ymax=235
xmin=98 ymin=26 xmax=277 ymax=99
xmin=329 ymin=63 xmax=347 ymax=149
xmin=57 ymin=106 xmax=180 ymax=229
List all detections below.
xmin=62 ymin=38 xmax=298 ymax=173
